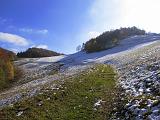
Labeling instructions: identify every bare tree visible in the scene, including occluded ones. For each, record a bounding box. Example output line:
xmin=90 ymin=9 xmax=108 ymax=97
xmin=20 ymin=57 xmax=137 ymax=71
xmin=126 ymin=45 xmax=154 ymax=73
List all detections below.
xmin=76 ymin=45 xmax=82 ymax=52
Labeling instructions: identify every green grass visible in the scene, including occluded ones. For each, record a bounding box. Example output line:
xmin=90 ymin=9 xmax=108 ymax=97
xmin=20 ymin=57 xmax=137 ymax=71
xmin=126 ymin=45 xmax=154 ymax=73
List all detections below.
xmin=1 ymin=64 xmax=122 ymax=120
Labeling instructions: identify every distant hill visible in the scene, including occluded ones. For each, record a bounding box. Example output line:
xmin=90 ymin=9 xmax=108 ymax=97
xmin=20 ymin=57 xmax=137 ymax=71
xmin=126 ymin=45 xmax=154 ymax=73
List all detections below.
xmin=17 ymin=47 xmax=62 ymax=58
xmin=84 ymin=26 xmax=146 ymax=53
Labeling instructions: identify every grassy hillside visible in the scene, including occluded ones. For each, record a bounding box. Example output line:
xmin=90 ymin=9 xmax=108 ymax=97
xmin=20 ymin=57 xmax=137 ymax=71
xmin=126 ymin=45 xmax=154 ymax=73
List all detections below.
xmin=1 ymin=64 xmax=126 ymax=120
xmin=17 ymin=48 xmax=62 ymax=58
xmin=84 ymin=26 xmax=146 ymax=53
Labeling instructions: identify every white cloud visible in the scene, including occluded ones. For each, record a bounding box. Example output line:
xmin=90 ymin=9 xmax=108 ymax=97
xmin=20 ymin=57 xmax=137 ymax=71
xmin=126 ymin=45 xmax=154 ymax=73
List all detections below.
xmin=89 ymin=0 xmax=123 ymax=31
xmin=19 ymin=28 xmax=48 ymax=34
xmin=10 ymin=48 xmax=19 ymax=53
xmin=0 ymin=17 xmax=7 ymax=24
xmin=19 ymin=28 xmax=33 ymax=33
xmin=121 ymin=0 xmax=160 ymax=33
xmin=37 ymin=29 xmax=48 ymax=34
xmin=88 ymin=0 xmax=160 ymax=33
xmin=88 ymin=31 xmax=100 ymax=38
xmin=77 ymin=0 xmax=160 ymax=45
xmin=36 ymin=44 xmax=48 ymax=49
xmin=32 ymin=44 xmax=48 ymax=49
xmin=76 ymin=0 xmax=123 ymax=44
xmin=0 ymin=32 xmax=29 ymax=46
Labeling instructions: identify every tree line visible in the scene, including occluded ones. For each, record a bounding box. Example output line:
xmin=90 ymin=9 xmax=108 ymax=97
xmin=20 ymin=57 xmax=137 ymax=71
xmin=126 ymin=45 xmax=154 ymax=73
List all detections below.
xmin=84 ymin=27 xmax=146 ymax=53
xmin=17 ymin=47 xmax=62 ymax=58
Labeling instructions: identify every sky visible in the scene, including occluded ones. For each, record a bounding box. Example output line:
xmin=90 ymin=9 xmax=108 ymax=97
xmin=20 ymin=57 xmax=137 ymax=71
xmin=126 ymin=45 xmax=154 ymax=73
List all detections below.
xmin=0 ymin=0 xmax=160 ymax=54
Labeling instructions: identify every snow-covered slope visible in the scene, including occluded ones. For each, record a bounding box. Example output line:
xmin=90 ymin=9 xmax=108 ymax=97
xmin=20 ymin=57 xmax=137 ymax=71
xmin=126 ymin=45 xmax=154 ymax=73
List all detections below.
xmin=59 ymin=34 xmax=160 ymax=65
xmin=16 ymin=34 xmax=160 ymax=66
xmin=0 ymin=34 xmax=160 ymax=119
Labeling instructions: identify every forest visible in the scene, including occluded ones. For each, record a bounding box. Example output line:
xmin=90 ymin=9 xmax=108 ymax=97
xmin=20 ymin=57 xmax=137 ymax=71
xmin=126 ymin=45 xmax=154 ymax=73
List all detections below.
xmin=17 ymin=47 xmax=62 ymax=58
xmin=84 ymin=27 xmax=146 ymax=52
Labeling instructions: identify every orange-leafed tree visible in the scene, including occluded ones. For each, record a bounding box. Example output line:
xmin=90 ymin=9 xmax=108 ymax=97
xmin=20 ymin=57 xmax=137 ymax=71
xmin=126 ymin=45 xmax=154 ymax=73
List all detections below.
xmin=0 ymin=48 xmax=14 ymax=89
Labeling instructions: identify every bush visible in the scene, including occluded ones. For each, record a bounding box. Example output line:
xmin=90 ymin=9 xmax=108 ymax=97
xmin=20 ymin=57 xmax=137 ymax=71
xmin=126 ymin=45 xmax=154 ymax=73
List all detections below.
xmin=84 ymin=27 xmax=146 ymax=53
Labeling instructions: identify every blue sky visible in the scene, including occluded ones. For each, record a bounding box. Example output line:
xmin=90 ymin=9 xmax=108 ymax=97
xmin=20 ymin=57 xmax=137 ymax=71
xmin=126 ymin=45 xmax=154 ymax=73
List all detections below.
xmin=0 ymin=0 xmax=93 ymax=53
xmin=0 ymin=0 xmax=160 ymax=54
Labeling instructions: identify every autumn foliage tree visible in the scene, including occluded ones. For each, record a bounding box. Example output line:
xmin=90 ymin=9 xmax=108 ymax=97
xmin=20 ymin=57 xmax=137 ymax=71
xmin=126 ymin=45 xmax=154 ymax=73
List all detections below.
xmin=0 ymin=48 xmax=15 ymax=89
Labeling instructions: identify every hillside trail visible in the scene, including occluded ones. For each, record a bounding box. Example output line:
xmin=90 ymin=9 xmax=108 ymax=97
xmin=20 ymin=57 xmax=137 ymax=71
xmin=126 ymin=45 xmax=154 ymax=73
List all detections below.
xmin=0 ymin=35 xmax=160 ymax=119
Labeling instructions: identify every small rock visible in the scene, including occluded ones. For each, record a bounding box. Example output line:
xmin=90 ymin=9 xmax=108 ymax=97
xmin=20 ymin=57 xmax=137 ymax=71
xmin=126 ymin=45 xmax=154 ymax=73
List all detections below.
xmin=16 ymin=111 xmax=23 ymax=116
xmin=152 ymin=109 xmax=159 ymax=116
xmin=139 ymin=88 xmax=144 ymax=92
xmin=139 ymin=108 xmax=148 ymax=115
xmin=37 ymin=101 xmax=43 ymax=106
xmin=47 ymin=97 xmax=51 ymax=100
xmin=94 ymin=100 xmax=101 ymax=107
